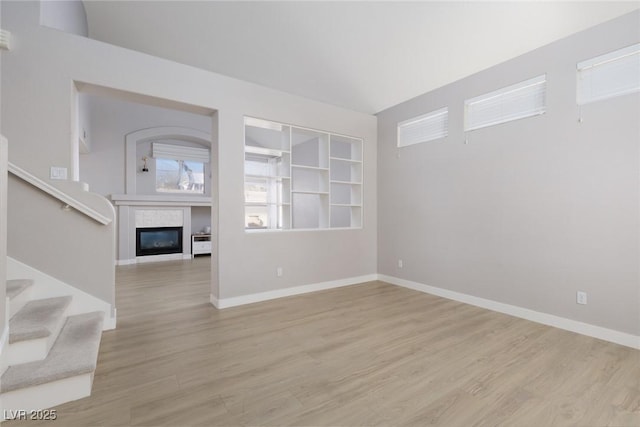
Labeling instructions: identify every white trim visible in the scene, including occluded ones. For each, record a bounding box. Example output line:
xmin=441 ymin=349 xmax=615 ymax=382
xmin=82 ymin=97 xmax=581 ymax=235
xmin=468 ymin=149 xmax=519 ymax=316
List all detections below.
xmin=104 ymin=309 xmax=116 ymax=330
xmin=117 ymin=253 xmax=192 ymax=266
xmin=0 ymin=312 xmax=8 ymax=353
xmin=7 ymin=163 xmax=111 ymax=225
xmin=0 ymin=318 xmax=9 ymax=376
xmin=134 ymin=254 xmax=192 ymax=264
xmin=214 ymin=274 xmax=378 ymax=309
xmin=6 ymin=257 xmax=115 ymax=331
xmin=209 ymin=293 xmax=219 ymax=309
xmin=111 ymin=194 xmax=211 ymax=206
xmin=0 ymin=373 xmax=93 ymax=413
xmin=378 ymin=274 xmax=640 ymax=350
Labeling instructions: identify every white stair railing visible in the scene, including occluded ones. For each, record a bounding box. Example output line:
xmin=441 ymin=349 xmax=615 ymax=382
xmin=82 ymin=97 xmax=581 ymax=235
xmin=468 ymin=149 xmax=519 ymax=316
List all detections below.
xmin=7 ymin=163 xmax=111 ymax=225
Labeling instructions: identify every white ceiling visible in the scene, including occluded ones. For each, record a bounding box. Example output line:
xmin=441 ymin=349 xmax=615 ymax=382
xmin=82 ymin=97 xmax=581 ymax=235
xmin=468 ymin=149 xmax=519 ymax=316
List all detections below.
xmin=83 ymin=1 xmax=639 ymax=114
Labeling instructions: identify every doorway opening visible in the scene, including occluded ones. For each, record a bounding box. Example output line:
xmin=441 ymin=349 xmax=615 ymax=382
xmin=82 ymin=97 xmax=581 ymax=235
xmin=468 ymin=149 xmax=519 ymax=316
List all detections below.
xmin=72 ymin=82 xmax=218 ymax=315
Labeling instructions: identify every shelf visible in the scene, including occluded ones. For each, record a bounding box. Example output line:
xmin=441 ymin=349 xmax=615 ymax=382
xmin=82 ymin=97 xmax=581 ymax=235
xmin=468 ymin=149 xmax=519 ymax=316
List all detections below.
xmin=245 ymin=174 xmax=291 ymax=180
xmin=330 ymin=180 xmax=361 ymax=185
xmin=245 ymin=146 xmax=290 ymax=157
xmin=291 ymin=190 xmax=329 ymax=195
xmin=291 ymin=164 xmax=329 ymax=171
xmin=329 ymin=157 xmax=362 ymax=163
xmin=245 ymin=202 xmax=288 ymax=206
xmin=330 ymin=203 xmax=362 ymax=207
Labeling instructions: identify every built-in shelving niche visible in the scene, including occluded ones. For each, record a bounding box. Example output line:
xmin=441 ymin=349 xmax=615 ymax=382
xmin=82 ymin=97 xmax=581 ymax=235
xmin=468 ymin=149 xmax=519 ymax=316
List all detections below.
xmin=244 ymin=117 xmax=362 ymax=230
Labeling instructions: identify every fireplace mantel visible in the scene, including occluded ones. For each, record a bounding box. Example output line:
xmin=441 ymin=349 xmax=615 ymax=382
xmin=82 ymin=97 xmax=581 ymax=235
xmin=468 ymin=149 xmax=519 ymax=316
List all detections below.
xmin=111 ymin=194 xmax=211 ymax=207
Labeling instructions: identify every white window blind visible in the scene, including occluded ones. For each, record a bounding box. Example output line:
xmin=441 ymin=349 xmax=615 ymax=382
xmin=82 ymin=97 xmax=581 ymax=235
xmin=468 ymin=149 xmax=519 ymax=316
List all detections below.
xmin=465 ymin=74 xmax=546 ymax=132
xmin=152 ymin=142 xmax=210 ymax=163
xmin=577 ymin=43 xmax=640 ymax=105
xmin=397 ymin=107 xmax=448 ymax=147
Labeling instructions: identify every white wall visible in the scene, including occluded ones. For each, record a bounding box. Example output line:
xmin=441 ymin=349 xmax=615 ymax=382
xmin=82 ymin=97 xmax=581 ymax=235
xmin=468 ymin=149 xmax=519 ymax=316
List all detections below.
xmin=377 ymin=11 xmax=640 ymax=336
xmin=79 ymin=95 xmax=211 ymax=197
xmin=2 ymin=1 xmax=377 ymax=303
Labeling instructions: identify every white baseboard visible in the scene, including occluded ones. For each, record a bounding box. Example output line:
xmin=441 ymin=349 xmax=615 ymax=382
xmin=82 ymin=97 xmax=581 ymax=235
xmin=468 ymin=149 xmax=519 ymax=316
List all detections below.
xmin=7 ymin=257 xmax=116 ymax=331
xmin=118 ymin=254 xmax=192 ymax=265
xmin=104 ymin=308 xmax=116 ymax=330
xmin=209 ymin=294 xmax=219 ymax=309
xmin=212 ymin=274 xmax=378 ymax=309
xmin=379 ymin=274 xmax=640 ymax=350
xmin=134 ymin=253 xmax=191 ymax=264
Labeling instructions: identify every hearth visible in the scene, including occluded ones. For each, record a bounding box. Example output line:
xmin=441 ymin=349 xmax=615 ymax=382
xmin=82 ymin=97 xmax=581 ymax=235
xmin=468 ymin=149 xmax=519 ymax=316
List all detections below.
xmin=136 ymin=226 xmax=183 ymax=257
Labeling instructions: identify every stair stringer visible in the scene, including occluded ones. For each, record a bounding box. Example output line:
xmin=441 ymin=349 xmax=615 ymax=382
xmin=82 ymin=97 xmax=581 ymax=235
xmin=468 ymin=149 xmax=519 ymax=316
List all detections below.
xmin=6 ymin=257 xmax=116 ymax=331
xmin=0 ymin=371 xmax=94 ymax=414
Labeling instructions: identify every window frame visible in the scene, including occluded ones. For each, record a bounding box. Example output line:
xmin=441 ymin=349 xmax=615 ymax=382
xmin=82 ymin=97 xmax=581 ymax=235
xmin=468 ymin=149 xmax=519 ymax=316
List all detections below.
xmin=577 ymin=43 xmax=640 ymax=105
xmin=464 ymin=74 xmax=547 ymax=132
xmin=397 ymin=107 xmax=448 ymax=148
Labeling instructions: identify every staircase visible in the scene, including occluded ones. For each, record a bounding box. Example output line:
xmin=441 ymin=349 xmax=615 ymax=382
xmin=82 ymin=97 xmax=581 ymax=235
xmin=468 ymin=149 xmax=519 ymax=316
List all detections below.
xmin=1 ymin=278 xmax=104 ymax=412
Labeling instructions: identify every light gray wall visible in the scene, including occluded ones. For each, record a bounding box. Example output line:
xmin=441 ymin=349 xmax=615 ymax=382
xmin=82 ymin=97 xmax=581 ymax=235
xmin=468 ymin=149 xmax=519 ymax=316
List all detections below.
xmin=40 ymin=0 xmax=87 ymax=37
xmin=377 ymin=11 xmax=640 ymax=336
xmin=0 ymin=137 xmax=8 ymax=340
xmin=77 ymin=92 xmax=91 ymax=152
xmin=2 ymin=1 xmax=377 ymax=303
xmin=80 ymin=95 xmax=211 ymax=197
xmin=7 ymin=176 xmax=116 ymax=305
xmin=191 ymin=206 xmax=211 ymax=234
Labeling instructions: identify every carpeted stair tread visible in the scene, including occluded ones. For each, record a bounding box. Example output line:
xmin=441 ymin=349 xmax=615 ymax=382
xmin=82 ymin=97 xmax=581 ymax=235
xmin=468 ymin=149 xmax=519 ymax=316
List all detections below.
xmin=6 ymin=279 xmax=34 ymax=300
xmin=1 ymin=311 xmax=104 ymax=393
xmin=9 ymin=296 xmax=72 ymax=343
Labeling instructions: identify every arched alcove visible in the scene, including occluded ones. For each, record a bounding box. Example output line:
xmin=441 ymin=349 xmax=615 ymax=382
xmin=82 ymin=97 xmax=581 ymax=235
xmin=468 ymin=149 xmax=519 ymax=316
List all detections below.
xmin=124 ymin=126 xmax=211 ymax=195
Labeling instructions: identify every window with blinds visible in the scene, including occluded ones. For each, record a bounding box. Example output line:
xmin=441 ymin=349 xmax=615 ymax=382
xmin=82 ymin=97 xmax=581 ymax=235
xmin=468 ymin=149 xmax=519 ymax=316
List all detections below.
xmin=152 ymin=142 xmax=210 ymax=163
xmin=152 ymin=142 xmax=209 ymax=194
xmin=397 ymin=107 xmax=448 ymax=147
xmin=464 ymin=74 xmax=546 ymax=132
xmin=577 ymin=43 xmax=640 ymax=105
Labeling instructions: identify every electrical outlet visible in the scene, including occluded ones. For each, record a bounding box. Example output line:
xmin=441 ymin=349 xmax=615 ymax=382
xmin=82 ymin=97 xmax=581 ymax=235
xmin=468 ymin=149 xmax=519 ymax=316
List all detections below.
xmin=276 ymin=267 xmax=283 ymax=277
xmin=398 ymin=259 xmax=403 ymax=268
xmin=576 ymin=291 xmax=588 ymax=305
xmin=50 ymin=166 xmax=67 ymax=180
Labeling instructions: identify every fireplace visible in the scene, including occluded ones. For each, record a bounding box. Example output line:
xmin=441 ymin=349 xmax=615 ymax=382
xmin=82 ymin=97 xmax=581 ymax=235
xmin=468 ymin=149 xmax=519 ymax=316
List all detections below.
xmin=136 ymin=227 xmax=183 ymax=257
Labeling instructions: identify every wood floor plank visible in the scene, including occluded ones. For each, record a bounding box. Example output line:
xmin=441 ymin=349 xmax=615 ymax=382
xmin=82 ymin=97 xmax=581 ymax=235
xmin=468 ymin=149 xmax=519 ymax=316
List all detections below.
xmin=5 ymin=258 xmax=639 ymax=426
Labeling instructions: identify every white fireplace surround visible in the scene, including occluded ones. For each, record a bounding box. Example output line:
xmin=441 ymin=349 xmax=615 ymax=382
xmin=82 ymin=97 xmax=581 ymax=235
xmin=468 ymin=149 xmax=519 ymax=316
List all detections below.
xmin=135 ymin=209 xmax=183 ymax=228
xmin=111 ymin=195 xmax=211 ymax=265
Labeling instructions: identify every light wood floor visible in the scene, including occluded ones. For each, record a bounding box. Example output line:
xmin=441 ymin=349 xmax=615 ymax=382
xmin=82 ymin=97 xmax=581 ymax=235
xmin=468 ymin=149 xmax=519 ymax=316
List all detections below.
xmin=8 ymin=258 xmax=640 ymax=426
